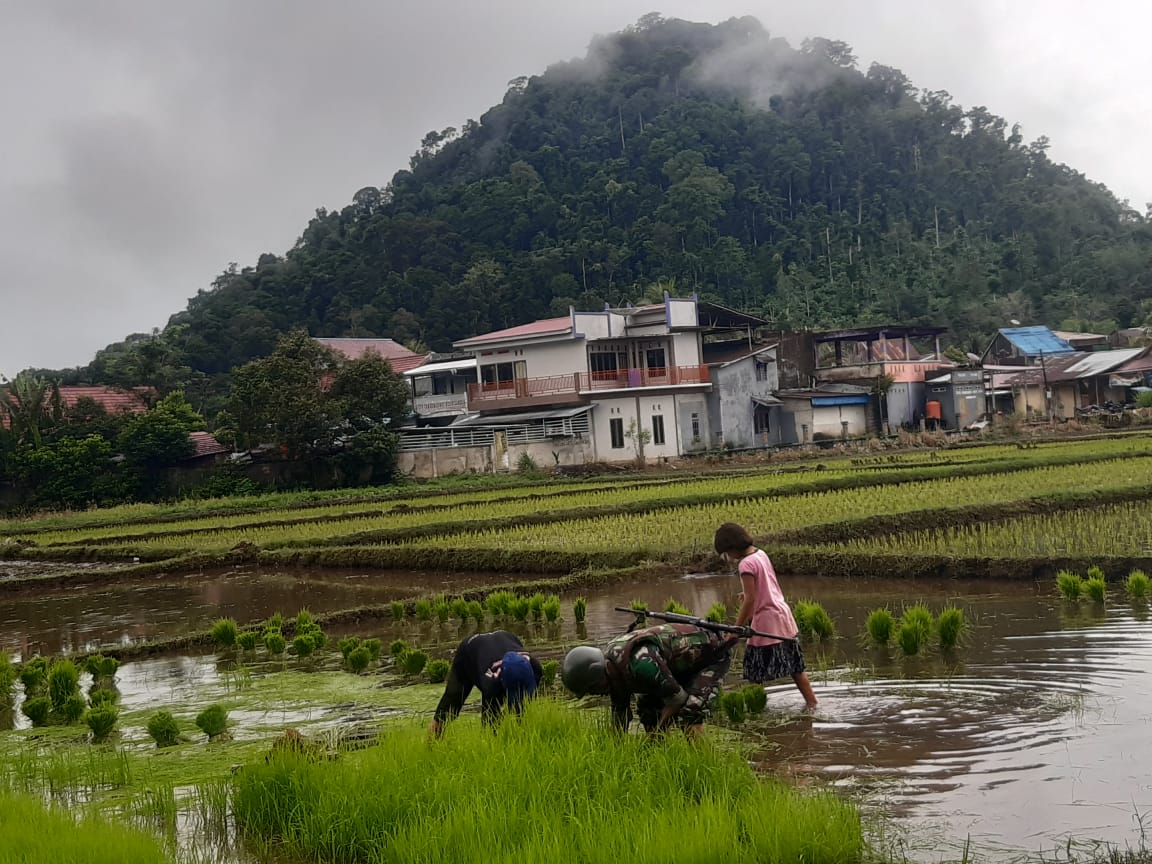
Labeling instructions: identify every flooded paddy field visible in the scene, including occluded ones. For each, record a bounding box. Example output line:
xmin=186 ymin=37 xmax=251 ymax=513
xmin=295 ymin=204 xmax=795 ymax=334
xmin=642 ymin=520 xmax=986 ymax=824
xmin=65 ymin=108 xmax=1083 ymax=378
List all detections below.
xmin=4 ymin=570 xmax=1151 ymax=859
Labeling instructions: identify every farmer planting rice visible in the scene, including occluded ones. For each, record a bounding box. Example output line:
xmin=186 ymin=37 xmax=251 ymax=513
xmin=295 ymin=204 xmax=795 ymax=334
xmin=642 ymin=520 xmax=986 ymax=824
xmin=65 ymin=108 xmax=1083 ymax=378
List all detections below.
xmin=429 ymin=630 xmax=542 ymax=738
xmin=561 ymin=621 xmax=736 ymax=737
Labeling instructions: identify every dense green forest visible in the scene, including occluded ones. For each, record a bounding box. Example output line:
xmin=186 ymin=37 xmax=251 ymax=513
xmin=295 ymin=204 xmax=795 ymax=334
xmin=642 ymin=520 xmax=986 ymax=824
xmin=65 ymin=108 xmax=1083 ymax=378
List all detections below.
xmin=72 ymin=14 xmax=1152 ymax=396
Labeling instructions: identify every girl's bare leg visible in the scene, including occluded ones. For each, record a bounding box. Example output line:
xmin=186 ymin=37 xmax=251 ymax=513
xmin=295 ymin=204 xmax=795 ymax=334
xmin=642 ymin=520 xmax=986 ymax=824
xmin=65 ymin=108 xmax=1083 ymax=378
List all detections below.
xmin=793 ymin=673 xmax=818 ymax=710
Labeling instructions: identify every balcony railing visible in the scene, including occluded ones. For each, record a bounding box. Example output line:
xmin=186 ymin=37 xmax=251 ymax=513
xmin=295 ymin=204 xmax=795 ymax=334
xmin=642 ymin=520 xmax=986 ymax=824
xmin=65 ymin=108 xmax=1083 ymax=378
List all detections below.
xmin=467 ymin=365 xmax=710 ymax=407
xmin=412 ymin=393 xmax=469 ymax=416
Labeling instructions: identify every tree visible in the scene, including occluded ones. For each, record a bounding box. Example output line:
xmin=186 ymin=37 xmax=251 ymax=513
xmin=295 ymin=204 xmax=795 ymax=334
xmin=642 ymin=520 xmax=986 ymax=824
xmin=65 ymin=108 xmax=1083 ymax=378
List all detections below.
xmin=117 ymin=392 xmax=204 ymax=498
xmin=0 ymin=373 xmax=60 ymax=448
xmin=16 ymin=436 xmax=131 ymax=511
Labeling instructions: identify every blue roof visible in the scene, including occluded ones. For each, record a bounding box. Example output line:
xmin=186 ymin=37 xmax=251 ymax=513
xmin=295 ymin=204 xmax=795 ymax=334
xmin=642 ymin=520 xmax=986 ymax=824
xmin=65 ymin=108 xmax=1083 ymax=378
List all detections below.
xmin=812 ymin=395 xmax=872 ymax=407
xmin=999 ymin=327 xmax=1076 ymax=356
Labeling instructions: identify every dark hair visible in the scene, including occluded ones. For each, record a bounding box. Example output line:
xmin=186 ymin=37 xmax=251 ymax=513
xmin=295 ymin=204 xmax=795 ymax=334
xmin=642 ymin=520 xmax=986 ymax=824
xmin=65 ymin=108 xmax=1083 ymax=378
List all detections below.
xmin=714 ymin=522 xmax=754 ymax=555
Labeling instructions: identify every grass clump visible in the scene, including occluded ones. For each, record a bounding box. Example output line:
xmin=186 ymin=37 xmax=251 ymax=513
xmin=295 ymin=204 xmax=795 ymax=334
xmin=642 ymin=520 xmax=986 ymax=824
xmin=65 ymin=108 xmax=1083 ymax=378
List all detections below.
xmin=1085 ymin=575 xmax=1107 ymax=605
xmin=706 ymin=602 xmax=727 ymax=624
xmin=390 ymin=639 xmax=409 ymax=658
xmin=19 ymin=656 xmax=49 ymax=694
xmin=0 ymin=653 xmax=15 ymax=700
xmin=450 ymin=598 xmax=470 ymax=620
xmin=347 ymin=647 xmax=372 ymax=675
xmin=264 ymin=631 xmax=287 ymax=655
xmin=793 ymin=601 xmax=835 ymax=640
xmin=426 ymin=659 xmax=451 ymax=684
xmin=233 ymin=701 xmax=863 ymax=864
xmin=719 ymin=691 xmax=747 ymax=724
xmin=89 ymin=688 xmax=119 ymax=708
xmin=195 ymin=704 xmax=229 ymax=739
xmin=414 ymin=599 xmax=434 ymax=621
xmin=510 ymin=596 xmax=531 ymax=622
xmin=1057 ymin=570 xmax=1084 ymax=601
xmin=664 ymin=598 xmax=690 ymax=615
xmin=1127 ymin=569 xmax=1150 ymax=600
xmin=211 ymin=618 xmax=239 ymax=649
xmin=573 ymin=597 xmax=587 ymax=623
xmin=146 ymin=710 xmax=181 ymax=748
xmin=541 ymin=660 xmax=559 ymax=689
xmin=936 ymin=607 xmax=967 ymax=650
xmin=486 ymin=591 xmax=515 ymax=618
xmin=433 ymin=599 xmax=451 ymax=625
xmin=84 ymin=654 xmax=120 ymax=679
xmin=0 ymin=792 xmax=174 ymax=863
xmin=864 ymin=609 xmax=895 ymax=647
xmin=390 ymin=601 xmax=407 ymax=621
xmin=542 ymin=595 xmax=561 ymax=623
xmin=467 ymin=600 xmax=485 ymax=624
xmin=363 ymin=639 xmax=382 ymax=661
xmin=237 ymin=630 xmax=260 ymax=651
xmin=399 ymin=650 xmax=428 ymax=678
xmin=528 ymin=593 xmax=546 ymax=623
xmin=896 ymin=604 xmax=934 ymax=656
xmin=741 ymin=685 xmax=767 ymax=715
xmin=22 ymin=696 xmax=51 ymax=727
xmin=293 ymin=635 xmax=316 ymax=658
xmin=86 ymin=705 xmax=119 ymax=742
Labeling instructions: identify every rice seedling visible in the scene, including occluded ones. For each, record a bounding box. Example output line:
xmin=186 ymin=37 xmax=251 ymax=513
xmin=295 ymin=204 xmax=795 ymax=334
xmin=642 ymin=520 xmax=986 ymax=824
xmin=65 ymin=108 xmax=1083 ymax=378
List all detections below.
xmin=864 ymin=608 xmax=895 ymax=647
xmin=1086 ymin=565 xmax=1105 ymax=581
xmin=573 ymin=597 xmax=587 ymax=623
xmin=793 ymin=601 xmax=835 ymax=640
xmin=541 ymin=660 xmax=559 ymax=688
xmin=426 ymin=659 xmax=450 ymax=684
xmin=719 ymin=691 xmax=747 ymax=724
xmin=485 ymin=591 xmax=513 ymax=618
xmin=237 ymin=630 xmax=260 ymax=651
xmin=146 ymin=710 xmax=181 ymax=748
xmin=88 ymin=687 xmax=119 ymax=707
xmin=741 ymin=685 xmax=768 ymax=715
xmin=83 ymin=654 xmax=120 ymax=679
xmin=629 ymin=599 xmax=649 ymax=613
xmin=232 ymin=700 xmax=863 ymax=864
xmin=211 ymin=618 xmax=239 ymax=649
xmin=1057 ymin=570 xmax=1085 ymax=601
xmin=85 ymin=704 xmax=119 ymax=742
xmin=363 ymin=638 xmax=382 ymax=661
xmin=0 ymin=792 xmax=174 ymax=864
xmin=21 ymin=696 xmax=51 ymax=727
xmin=664 ymin=598 xmax=690 ymax=615
xmin=347 ymin=647 xmax=372 ymax=674
xmin=19 ymin=656 xmax=49 ymax=693
xmin=449 ymin=598 xmax=470 ymax=620
xmin=467 ymin=600 xmax=485 ymax=623
xmin=1127 ymin=569 xmax=1150 ymax=600
xmin=511 ymin=596 xmax=531 ymax=622
xmin=195 ymin=704 xmax=229 ymax=739
xmin=414 ymin=599 xmax=434 ymax=621
xmin=528 ymin=593 xmax=546 ymax=623
xmin=433 ymin=599 xmax=451 ymax=625
xmin=936 ymin=606 xmax=967 ymax=650
xmin=543 ymin=595 xmax=562 ymax=623
xmin=390 ymin=600 xmax=407 ymax=621
xmin=706 ymin=602 xmax=727 ymax=623
xmin=1085 ymin=575 xmax=1107 ymax=605
xmin=390 ymin=639 xmax=408 ymax=658
xmin=48 ymin=659 xmax=83 ymax=723
xmin=265 ymin=612 xmax=284 ymax=632
xmin=264 ymin=632 xmax=287 ymax=655
xmin=293 ymin=635 xmax=316 ymax=658
xmin=896 ymin=604 xmax=935 ymax=656
xmin=339 ymin=637 xmax=362 ymax=660
xmin=0 ymin=652 xmax=16 ymax=699
xmin=399 ymin=650 xmax=428 ymax=677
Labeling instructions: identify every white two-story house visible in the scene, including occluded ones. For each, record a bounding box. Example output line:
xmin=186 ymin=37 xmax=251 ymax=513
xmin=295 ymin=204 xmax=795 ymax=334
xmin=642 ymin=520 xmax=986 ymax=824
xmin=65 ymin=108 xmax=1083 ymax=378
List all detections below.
xmin=449 ymin=294 xmax=740 ymax=463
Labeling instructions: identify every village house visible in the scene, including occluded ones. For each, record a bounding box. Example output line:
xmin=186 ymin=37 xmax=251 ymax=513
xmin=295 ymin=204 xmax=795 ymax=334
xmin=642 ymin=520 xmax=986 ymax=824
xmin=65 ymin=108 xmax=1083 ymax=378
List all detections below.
xmin=1002 ymin=346 xmax=1152 ymax=418
xmin=403 ymin=353 xmax=477 ymax=426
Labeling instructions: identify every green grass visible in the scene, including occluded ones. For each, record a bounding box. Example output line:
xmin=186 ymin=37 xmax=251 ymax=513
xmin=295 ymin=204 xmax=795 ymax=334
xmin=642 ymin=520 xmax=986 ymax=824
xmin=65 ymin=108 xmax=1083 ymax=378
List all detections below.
xmin=232 ymin=700 xmax=863 ymax=864
xmin=0 ymin=792 xmax=173 ymax=863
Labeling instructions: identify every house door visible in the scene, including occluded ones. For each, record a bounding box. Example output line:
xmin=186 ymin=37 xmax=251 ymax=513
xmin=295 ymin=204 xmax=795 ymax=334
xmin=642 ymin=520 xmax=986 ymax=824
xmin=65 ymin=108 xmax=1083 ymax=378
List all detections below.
xmin=513 ymin=361 xmax=528 ymax=397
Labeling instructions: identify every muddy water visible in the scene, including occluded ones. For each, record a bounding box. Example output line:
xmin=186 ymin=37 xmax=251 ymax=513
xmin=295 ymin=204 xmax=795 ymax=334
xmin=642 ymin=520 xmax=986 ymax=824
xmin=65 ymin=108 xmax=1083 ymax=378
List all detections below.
xmin=4 ymin=569 xmax=1152 ymax=857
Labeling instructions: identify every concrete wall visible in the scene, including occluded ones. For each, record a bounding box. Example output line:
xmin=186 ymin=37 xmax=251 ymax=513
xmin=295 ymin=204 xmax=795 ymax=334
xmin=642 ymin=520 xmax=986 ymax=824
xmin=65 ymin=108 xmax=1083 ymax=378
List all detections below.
xmin=588 ymin=395 xmax=678 ymax=462
xmin=397 ymin=439 xmax=592 ymax=478
xmin=671 ymin=331 xmax=702 ymax=367
xmin=676 ymin=393 xmax=710 ymax=454
xmin=574 ymin=311 xmax=613 ymax=340
xmin=812 ymin=404 xmax=869 ymax=438
xmin=885 ymin=382 xmax=923 ymax=428
xmin=709 ymin=356 xmax=780 ymax=449
xmin=477 ymin=340 xmax=586 ymax=380
xmin=668 ymin=298 xmax=698 ymax=328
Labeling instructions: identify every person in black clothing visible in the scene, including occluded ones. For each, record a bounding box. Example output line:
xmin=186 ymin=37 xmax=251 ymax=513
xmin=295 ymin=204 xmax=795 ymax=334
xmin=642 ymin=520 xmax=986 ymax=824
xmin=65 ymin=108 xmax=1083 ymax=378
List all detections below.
xmin=429 ymin=630 xmax=543 ymax=738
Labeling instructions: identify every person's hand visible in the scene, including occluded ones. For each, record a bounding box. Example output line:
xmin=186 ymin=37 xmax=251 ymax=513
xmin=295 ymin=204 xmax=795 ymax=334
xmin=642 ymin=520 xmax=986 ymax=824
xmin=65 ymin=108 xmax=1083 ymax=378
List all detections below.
xmin=427 ymin=719 xmax=443 ymax=739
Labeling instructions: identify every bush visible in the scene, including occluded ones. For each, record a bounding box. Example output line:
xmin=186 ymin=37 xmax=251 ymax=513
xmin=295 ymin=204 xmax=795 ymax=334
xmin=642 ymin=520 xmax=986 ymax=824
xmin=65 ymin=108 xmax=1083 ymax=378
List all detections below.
xmin=48 ymin=660 xmax=80 ymax=714
xmin=1057 ymin=570 xmax=1084 ymax=601
xmin=543 ymin=595 xmax=561 ymax=623
xmin=719 ymin=691 xmax=746 ymax=724
xmin=1085 ymin=576 xmax=1107 ymax=604
xmin=264 ymin=632 xmax=287 ymax=655
xmin=664 ymin=598 xmax=690 ymax=615
xmin=426 ymin=659 xmax=450 ymax=684
xmin=21 ymin=696 xmax=51 ymax=727
xmin=741 ymin=685 xmax=767 ymax=715
xmin=864 ymin=609 xmax=896 ymax=647
xmin=516 ymin=452 xmax=539 ymax=474
xmin=1138 ymin=391 xmax=1152 ymax=409
xmin=147 ymin=710 xmax=181 ymax=747
xmin=399 ymin=650 xmax=428 ymax=677
xmin=363 ymin=639 xmax=382 ymax=661
xmin=347 ymin=647 xmax=372 ymax=675
xmin=390 ymin=640 xmax=408 ymax=658
xmin=237 ymin=630 xmax=260 ymax=651
xmin=390 ymin=601 xmax=407 ymax=621
xmin=1127 ymin=569 xmax=1151 ymax=600
xmin=936 ymin=607 xmax=967 ymax=650
xmin=541 ymin=660 xmax=559 ymax=689
xmin=705 ymin=603 xmax=727 ymax=624
xmin=573 ymin=597 xmax=587 ymax=623
xmin=211 ymin=618 xmax=239 ymax=649
xmin=793 ymin=601 xmax=835 ymax=640
xmin=195 ymin=704 xmax=229 ymax=739
xmin=86 ymin=705 xmax=119 ymax=741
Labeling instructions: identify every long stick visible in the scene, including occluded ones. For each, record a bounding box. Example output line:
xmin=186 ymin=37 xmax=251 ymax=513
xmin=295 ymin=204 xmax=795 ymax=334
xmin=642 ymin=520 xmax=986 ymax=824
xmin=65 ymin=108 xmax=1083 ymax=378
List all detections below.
xmin=614 ymin=607 xmax=797 ymax=643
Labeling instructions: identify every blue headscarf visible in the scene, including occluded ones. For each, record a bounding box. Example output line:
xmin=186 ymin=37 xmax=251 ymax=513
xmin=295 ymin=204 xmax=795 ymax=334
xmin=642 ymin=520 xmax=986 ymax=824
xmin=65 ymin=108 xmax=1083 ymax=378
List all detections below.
xmin=499 ymin=651 xmax=537 ymax=709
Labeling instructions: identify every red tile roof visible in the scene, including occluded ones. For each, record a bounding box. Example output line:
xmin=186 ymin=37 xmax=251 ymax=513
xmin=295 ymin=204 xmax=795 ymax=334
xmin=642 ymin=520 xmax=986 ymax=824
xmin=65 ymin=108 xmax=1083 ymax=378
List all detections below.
xmin=454 ymin=317 xmax=572 ymax=348
xmin=315 ymin=338 xmax=427 ymax=373
xmin=186 ymin=431 xmax=229 ymax=459
xmin=1 ymin=385 xmax=152 ymax=429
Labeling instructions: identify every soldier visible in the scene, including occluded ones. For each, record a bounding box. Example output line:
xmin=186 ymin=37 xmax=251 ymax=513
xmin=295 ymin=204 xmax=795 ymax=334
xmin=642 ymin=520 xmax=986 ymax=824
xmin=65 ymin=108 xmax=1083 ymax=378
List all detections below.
xmin=560 ymin=622 xmax=736 ymax=737
xmin=429 ymin=630 xmax=542 ymax=739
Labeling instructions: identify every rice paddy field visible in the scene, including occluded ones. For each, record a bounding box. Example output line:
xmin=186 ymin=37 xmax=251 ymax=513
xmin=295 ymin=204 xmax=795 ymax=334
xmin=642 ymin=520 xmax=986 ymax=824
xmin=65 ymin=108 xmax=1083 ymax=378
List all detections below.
xmin=4 ymin=432 xmax=1152 ymax=864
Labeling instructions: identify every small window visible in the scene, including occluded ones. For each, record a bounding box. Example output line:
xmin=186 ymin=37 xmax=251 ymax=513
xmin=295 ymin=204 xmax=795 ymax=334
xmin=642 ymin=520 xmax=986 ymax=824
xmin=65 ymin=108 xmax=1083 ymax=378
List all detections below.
xmin=690 ymin=412 xmax=701 ymax=443
xmin=609 ymin=418 xmax=625 ymax=449
xmin=754 ymin=409 xmax=771 ymax=435
xmin=652 ymin=415 xmax=665 ymax=445
xmin=755 ymin=361 xmax=770 ymax=382
xmin=646 ymin=348 xmax=666 ymax=374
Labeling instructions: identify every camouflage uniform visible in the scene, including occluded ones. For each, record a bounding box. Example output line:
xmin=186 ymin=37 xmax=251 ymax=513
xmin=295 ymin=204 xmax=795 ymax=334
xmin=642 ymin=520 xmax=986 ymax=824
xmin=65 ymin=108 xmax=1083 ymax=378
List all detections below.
xmin=603 ymin=623 xmax=734 ymax=731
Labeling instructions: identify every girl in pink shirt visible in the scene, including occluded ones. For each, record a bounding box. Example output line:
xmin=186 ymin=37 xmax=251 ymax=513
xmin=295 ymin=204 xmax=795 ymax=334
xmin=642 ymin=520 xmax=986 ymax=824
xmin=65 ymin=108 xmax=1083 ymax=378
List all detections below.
xmin=714 ymin=522 xmax=818 ymax=710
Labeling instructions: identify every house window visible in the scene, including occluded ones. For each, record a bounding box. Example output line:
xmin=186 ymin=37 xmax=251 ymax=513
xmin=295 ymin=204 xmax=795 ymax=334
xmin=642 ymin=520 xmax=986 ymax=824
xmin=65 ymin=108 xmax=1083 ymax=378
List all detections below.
xmin=754 ymin=409 xmax=771 ymax=435
xmin=645 ymin=348 xmax=666 ymax=374
xmin=652 ymin=415 xmax=665 ymax=445
xmin=690 ymin=412 xmax=700 ymax=443
xmin=755 ymin=361 xmax=770 ymax=382
xmin=609 ymin=418 xmax=625 ymax=449
xmin=481 ymin=363 xmax=514 ymax=387
xmin=589 ymin=351 xmax=620 ymax=381
xmin=432 ymin=375 xmax=449 ymax=396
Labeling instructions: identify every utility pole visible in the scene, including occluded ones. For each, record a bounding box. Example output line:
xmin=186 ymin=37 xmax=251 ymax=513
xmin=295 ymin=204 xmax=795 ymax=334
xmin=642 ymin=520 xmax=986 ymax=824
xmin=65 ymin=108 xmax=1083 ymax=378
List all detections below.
xmin=1038 ymin=350 xmax=1051 ymax=422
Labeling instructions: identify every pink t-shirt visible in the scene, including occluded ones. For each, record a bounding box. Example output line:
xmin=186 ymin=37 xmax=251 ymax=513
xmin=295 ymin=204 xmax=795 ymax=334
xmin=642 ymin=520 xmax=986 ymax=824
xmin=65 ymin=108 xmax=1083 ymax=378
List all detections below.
xmin=739 ymin=549 xmax=799 ymax=647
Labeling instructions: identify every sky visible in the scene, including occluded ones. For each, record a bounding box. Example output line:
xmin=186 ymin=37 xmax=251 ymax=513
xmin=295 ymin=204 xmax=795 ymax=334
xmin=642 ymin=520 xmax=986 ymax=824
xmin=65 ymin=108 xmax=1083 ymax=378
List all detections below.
xmin=1 ymin=0 xmax=1149 ymax=376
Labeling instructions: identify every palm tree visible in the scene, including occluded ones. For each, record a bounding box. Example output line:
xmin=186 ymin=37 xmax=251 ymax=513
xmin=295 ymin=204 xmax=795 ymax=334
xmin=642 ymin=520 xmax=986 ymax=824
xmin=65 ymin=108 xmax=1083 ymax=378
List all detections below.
xmin=0 ymin=372 xmax=60 ymax=448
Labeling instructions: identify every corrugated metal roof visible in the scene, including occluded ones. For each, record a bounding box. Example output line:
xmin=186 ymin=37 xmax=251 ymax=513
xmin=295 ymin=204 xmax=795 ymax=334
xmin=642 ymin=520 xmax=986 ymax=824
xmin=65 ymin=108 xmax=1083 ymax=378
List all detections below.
xmin=998 ymin=327 xmax=1077 ymax=356
xmin=454 ymin=317 xmax=572 ymax=348
xmin=1002 ymin=348 xmax=1147 ymax=386
xmin=450 ymin=405 xmax=591 ymax=426
xmin=1061 ymin=347 xmax=1146 ymax=378
xmin=404 ymin=358 xmax=477 ymax=376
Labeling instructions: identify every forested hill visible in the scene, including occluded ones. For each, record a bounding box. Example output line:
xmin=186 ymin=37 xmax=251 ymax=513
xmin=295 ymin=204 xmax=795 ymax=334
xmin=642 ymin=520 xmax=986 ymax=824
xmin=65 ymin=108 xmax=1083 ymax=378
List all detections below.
xmin=88 ymin=14 xmax=1151 ymax=387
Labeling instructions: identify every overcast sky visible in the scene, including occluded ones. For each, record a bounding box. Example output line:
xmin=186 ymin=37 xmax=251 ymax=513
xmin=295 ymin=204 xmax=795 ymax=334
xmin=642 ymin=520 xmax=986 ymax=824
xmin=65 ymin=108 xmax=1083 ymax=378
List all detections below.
xmin=1 ymin=0 xmax=1149 ymax=376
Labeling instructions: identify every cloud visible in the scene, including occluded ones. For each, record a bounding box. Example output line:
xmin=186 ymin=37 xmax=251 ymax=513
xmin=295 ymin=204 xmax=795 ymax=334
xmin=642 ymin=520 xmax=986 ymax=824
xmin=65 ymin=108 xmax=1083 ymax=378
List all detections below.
xmin=0 ymin=0 xmax=1148 ymax=375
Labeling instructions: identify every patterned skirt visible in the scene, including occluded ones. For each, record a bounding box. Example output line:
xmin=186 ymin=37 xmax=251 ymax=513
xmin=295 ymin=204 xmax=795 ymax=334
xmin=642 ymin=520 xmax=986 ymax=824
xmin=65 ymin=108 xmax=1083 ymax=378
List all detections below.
xmin=742 ymin=640 xmax=806 ymax=683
